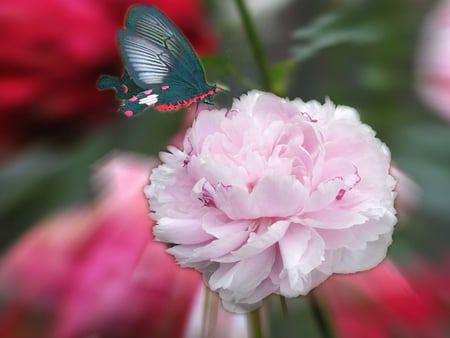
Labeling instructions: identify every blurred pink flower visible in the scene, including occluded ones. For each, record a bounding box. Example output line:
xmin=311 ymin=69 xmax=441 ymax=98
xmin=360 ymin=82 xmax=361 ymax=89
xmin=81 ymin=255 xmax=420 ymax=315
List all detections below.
xmin=146 ymin=90 xmax=398 ymax=313
xmin=318 ymin=258 xmax=450 ymax=338
xmin=416 ymin=0 xmax=450 ymax=122
xmin=0 ymin=154 xmax=202 ymax=338
xmin=0 ymin=0 xmax=217 ymax=150
xmin=390 ymin=165 xmax=421 ymax=221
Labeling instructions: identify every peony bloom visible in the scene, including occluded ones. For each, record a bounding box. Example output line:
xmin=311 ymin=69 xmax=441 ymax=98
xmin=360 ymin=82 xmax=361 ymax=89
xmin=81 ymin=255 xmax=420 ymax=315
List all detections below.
xmin=416 ymin=0 xmax=450 ymax=122
xmin=0 ymin=0 xmax=216 ymax=150
xmin=0 ymin=154 xmax=202 ymax=338
xmin=318 ymin=259 xmax=450 ymax=338
xmin=146 ymin=90 xmax=398 ymax=313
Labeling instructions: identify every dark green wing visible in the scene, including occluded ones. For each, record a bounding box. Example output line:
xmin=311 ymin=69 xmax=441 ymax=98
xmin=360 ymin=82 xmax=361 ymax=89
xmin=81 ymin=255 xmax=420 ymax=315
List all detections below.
xmin=119 ymin=5 xmax=209 ymax=92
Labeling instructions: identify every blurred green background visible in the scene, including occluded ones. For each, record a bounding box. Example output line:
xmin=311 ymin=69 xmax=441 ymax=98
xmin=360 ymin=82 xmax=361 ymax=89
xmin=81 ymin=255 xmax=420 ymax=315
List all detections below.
xmin=0 ymin=0 xmax=449 ymax=336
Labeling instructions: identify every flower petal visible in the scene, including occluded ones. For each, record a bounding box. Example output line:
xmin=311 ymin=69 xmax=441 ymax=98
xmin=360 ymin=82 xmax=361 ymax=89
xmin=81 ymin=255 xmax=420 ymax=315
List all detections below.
xmin=153 ymin=217 xmax=213 ymax=244
xmin=217 ymin=220 xmax=291 ymax=262
xmin=209 ymin=247 xmax=276 ymax=295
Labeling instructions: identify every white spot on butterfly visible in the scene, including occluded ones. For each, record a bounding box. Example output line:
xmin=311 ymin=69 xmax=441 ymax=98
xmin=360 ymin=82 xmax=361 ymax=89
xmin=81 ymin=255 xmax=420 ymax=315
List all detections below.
xmin=139 ymin=94 xmax=159 ymax=106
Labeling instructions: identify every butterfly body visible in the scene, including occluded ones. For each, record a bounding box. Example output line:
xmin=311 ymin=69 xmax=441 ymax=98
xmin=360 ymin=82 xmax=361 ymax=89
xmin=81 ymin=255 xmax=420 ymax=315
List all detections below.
xmin=98 ymin=5 xmax=221 ymax=117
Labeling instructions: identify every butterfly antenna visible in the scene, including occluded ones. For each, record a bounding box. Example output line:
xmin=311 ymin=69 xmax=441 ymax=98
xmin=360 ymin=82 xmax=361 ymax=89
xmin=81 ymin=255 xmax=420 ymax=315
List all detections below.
xmin=194 ymin=101 xmax=201 ymax=117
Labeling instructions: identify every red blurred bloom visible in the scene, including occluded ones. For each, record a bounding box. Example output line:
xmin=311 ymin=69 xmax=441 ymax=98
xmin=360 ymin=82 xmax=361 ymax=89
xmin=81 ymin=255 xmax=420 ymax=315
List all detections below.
xmin=0 ymin=154 xmax=201 ymax=338
xmin=318 ymin=259 xmax=450 ymax=338
xmin=0 ymin=0 xmax=216 ymax=150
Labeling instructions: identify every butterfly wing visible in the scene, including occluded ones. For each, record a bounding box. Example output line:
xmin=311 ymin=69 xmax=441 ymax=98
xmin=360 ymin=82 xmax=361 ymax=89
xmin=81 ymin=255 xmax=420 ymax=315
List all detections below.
xmin=126 ymin=7 xmax=200 ymax=66
xmin=118 ymin=6 xmax=212 ymax=103
xmin=118 ymin=30 xmax=172 ymax=89
xmin=97 ymin=70 xmax=144 ymax=100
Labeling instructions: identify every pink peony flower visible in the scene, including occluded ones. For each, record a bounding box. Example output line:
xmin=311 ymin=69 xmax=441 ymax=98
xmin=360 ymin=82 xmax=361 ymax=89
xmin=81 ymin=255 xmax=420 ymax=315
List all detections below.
xmin=146 ymin=90 xmax=398 ymax=313
xmin=416 ymin=0 xmax=450 ymax=122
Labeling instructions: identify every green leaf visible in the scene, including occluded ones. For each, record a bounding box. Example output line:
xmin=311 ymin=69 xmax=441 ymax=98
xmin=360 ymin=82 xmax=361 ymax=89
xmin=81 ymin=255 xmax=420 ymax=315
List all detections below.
xmin=291 ymin=10 xmax=383 ymax=63
xmin=292 ymin=11 xmax=343 ymax=40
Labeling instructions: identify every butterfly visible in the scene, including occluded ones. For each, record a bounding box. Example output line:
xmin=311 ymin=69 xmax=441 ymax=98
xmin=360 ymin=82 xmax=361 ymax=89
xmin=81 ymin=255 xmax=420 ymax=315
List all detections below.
xmin=97 ymin=5 xmax=222 ymax=117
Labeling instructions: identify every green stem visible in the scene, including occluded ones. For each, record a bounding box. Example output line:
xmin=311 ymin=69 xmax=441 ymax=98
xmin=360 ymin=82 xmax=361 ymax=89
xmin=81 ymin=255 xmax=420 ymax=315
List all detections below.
xmin=234 ymin=0 xmax=273 ymax=92
xmin=225 ymin=61 xmax=261 ymax=89
xmin=248 ymin=308 xmax=264 ymax=338
xmin=309 ymin=291 xmax=335 ymax=338
xmin=200 ymin=288 xmax=211 ymax=338
xmin=279 ymin=295 xmax=288 ymax=319
xmin=201 ymin=289 xmax=220 ymax=338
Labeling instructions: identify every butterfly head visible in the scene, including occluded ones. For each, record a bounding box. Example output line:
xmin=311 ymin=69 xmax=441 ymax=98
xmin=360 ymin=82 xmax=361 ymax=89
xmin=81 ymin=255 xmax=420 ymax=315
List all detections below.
xmin=215 ymin=83 xmax=229 ymax=93
xmin=201 ymin=83 xmax=227 ymax=106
